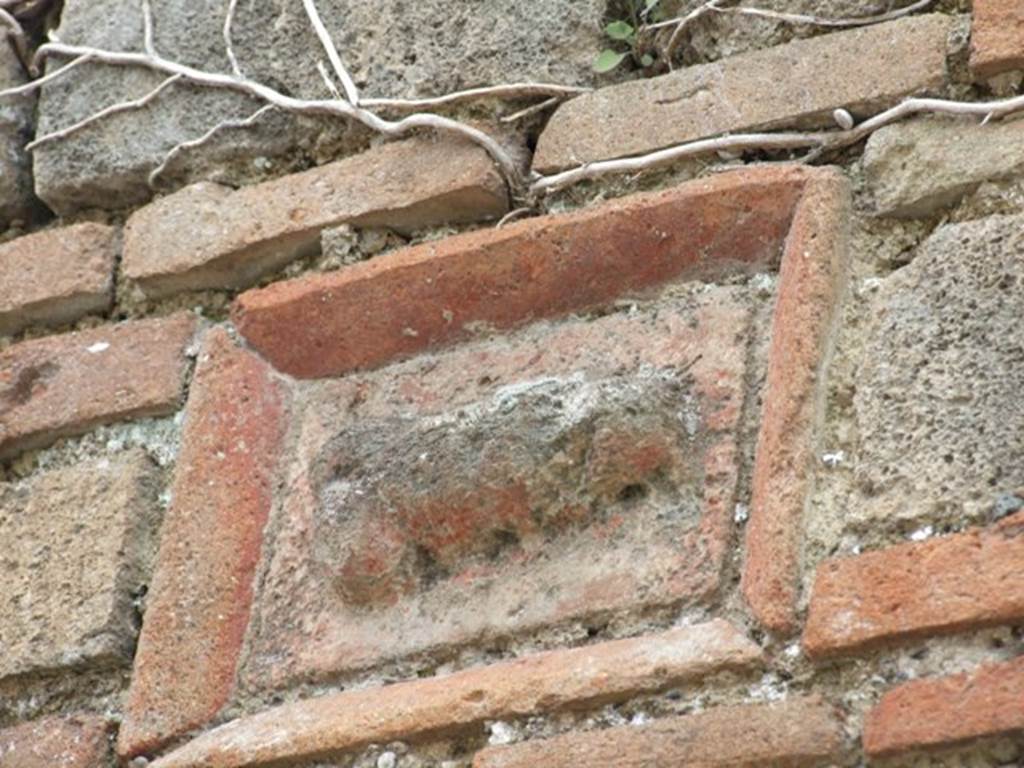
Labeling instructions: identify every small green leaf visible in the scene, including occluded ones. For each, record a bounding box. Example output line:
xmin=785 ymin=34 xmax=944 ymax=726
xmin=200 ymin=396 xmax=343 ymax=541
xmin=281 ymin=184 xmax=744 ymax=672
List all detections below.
xmin=640 ymin=53 xmax=655 ymax=67
xmin=593 ymin=48 xmax=628 ymax=73
xmin=605 ymin=20 xmax=635 ymax=40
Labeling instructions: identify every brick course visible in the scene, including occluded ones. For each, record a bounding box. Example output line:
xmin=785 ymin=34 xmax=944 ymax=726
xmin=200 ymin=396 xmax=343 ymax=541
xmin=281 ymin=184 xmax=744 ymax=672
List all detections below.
xmin=118 ymin=329 xmax=290 ymax=758
xmin=533 ymin=15 xmax=950 ymax=174
xmin=473 ymin=696 xmax=844 ymax=768
xmin=122 ymin=137 xmax=508 ymax=299
xmin=741 ymin=169 xmax=850 ymax=634
xmin=970 ymin=0 xmax=1024 ymax=78
xmin=864 ymin=655 xmax=1024 ymax=758
xmin=803 ymin=512 xmax=1024 ymax=658
xmin=0 ymin=223 xmax=117 ymax=336
xmin=0 ymin=715 xmax=112 ymax=768
xmin=0 ymin=313 xmax=197 ymax=459
xmin=233 ymin=165 xmax=806 ymax=379
xmin=150 ymin=621 xmax=762 ymax=768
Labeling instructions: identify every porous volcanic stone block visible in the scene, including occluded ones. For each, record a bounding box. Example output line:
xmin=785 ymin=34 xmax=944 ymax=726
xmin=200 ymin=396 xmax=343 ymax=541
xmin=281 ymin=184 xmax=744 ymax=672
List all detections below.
xmin=0 ymin=39 xmax=37 ymax=225
xmin=240 ymin=288 xmax=753 ymax=690
xmin=0 ymin=451 xmax=160 ymax=681
xmin=34 ymin=0 xmax=602 ymax=213
xmin=864 ymin=116 xmax=1024 ymax=217
xmin=852 ymin=212 xmax=1024 ymax=528
xmin=533 ymin=14 xmax=951 ymax=173
xmin=0 ymin=223 xmax=117 ymax=335
xmin=122 ymin=137 xmax=508 ymax=298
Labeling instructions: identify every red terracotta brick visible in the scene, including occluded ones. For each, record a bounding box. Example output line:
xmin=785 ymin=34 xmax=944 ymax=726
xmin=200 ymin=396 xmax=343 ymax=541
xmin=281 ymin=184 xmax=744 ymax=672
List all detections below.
xmin=803 ymin=512 xmax=1024 ymax=659
xmin=240 ymin=290 xmax=751 ymax=688
xmin=118 ymin=328 xmax=290 ymax=759
xmin=150 ymin=621 xmax=763 ymax=768
xmin=0 ymin=715 xmax=111 ymax=768
xmin=232 ymin=165 xmax=808 ymax=379
xmin=122 ymin=137 xmax=508 ymax=299
xmin=741 ymin=169 xmax=851 ymax=634
xmin=864 ymin=655 xmax=1024 ymax=759
xmin=473 ymin=696 xmax=844 ymax=768
xmin=970 ymin=0 xmax=1024 ymax=78
xmin=0 ymin=223 xmax=117 ymax=336
xmin=0 ymin=313 xmax=197 ymax=459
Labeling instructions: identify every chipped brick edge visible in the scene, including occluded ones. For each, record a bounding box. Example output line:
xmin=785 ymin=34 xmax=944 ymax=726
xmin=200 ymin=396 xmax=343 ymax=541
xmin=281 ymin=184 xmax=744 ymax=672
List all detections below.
xmin=741 ymin=167 xmax=852 ymax=634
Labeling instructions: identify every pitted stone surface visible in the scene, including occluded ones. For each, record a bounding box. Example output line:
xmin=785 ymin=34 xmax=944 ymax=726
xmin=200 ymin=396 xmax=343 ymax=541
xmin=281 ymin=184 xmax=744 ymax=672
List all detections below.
xmin=863 ymin=116 xmax=1024 ymax=217
xmin=240 ymin=289 xmax=755 ymax=690
xmin=852 ymin=212 xmax=1024 ymax=529
xmin=0 ymin=451 xmax=160 ymax=681
xmin=34 ymin=0 xmax=601 ymax=213
xmin=0 ymin=39 xmax=37 ymax=225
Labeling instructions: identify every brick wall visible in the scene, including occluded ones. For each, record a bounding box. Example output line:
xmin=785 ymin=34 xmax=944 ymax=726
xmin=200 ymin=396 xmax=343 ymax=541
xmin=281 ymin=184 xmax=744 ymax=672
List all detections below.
xmin=1 ymin=3 xmax=1022 ymax=768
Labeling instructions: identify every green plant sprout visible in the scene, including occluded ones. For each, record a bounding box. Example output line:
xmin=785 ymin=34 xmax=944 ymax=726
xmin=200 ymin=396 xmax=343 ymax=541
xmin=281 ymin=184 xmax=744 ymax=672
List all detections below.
xmin=594 ymin=0 xmax=663 ymax=73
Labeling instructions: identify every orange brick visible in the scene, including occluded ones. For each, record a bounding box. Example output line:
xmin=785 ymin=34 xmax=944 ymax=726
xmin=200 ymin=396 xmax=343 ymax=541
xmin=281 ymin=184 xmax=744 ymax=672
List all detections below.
xmin=473 ymin=696 xmax=844 ymax=768
xmin=864 ymin=656 xmax=1024 ymax=758
xmin=0 ymin=313 xmax=197 ymax=459
xmin=122 ymin=137 xmax=507 ymax=299
xmin=0 ymin=715 xmax=111 ymax=768
xmin=232 ymin=165 xmax=807 ymax=379
xmin=118 ymin=329 xmax=290 ymax=759
xmin=149 ymin=621 xmax=762 ymax=768
xmin=803 ymin=512 xmax=1024 ymax=659
xmin=741 ymin=169 xmax=851 ymax=634
xmin=970 ymin=0 xmax=1024 ymax=78
xmin=0 ymin=223 xmax=117 ymax=336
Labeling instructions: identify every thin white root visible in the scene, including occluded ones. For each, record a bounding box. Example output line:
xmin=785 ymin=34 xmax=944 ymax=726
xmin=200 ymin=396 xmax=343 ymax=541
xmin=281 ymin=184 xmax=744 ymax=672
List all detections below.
xmin=533 ymin=93 xmax=1024 ymax=194
xmin=662 ymin=0 xmax=726 ymax=61
xmin=361 ymin=83 xmax=589 ymax=112
xmin=300 ymin=0 xmax=359 ymax=104
xmin=141 ymin=0 xmax=156 ymax=57
xmin=316 ymin=59 xmax=342 ymax=100
xmin=531 ymin=132 xmax=825 ymax=194
xmin=223 ymin=0 xmax=242 ymax=76
xmin=0 ymin=52 xmax=91 ymax=96
xmin=148 ymin=103 xmax=276 ymax=188
xmin=27 ymin=73 xmax=182 ymax=150
xmin=495 ymin=207 xmax=535 ymax=227
xmin=33 ymin=41 xmax=525 ymax=187
xmin=500 ymin=96 xmax=559 ymax=124
xmin=714 ymin=0 xmax=936 ymax=28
